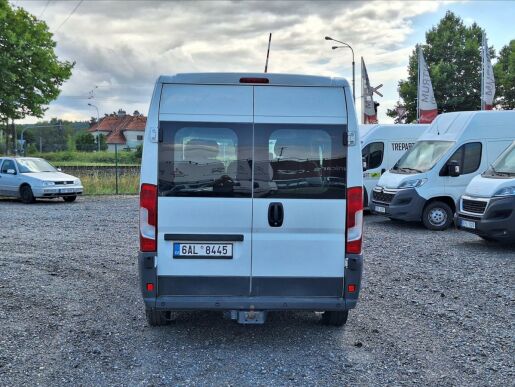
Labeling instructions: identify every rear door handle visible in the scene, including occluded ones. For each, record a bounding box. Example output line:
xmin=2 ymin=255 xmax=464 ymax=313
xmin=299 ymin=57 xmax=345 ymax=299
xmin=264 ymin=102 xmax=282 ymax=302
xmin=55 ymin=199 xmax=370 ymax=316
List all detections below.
xmin=268 ymin=202 xmax=284 ymax=227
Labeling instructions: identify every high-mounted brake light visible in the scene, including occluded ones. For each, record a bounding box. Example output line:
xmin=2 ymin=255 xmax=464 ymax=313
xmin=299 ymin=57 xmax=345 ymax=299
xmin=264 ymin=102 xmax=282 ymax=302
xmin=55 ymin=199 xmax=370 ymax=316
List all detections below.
xmin=239 ymin=77 xmax=269 ymax=84
xmin=140 ymin=183 xmax=157 ymax=252
xmin=346 ymin=186 xmax=363 ymax=254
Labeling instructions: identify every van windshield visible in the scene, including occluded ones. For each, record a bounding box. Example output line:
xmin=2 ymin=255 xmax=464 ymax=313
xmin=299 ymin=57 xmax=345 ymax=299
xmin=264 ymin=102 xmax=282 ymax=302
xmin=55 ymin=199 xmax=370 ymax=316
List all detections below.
xmin=391 ymin=141 xmax=454 ymax=174
xmin=484 ymin=142 xmax=515 ymax=177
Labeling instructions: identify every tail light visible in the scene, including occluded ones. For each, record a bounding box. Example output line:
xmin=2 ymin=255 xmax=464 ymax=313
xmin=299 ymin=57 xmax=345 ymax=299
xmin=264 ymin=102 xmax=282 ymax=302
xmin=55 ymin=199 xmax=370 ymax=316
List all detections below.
xmin=140 ymin=183 xmax=157 ymax=252
xmin=346 ymin=186 xmax=363 ymax=254
xmin=239 ymin=77 xmax=269 ymax=84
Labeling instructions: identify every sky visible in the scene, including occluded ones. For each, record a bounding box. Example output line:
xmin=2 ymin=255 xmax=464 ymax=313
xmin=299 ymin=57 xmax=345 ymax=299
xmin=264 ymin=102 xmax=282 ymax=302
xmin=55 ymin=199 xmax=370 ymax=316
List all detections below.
xmin=10 ymin=0 xmax=515 ymax=124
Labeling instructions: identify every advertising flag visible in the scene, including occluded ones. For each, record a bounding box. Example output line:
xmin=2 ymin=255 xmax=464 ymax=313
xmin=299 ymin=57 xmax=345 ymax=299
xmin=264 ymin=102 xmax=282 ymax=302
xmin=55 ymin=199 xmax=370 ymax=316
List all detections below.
xmin=361 ymin=57 xmax=378 ymax=124
xmin=481 ymin=33 xmax=495 ymax=110
xmin=417 ymin=48 xmax=438 ymax=123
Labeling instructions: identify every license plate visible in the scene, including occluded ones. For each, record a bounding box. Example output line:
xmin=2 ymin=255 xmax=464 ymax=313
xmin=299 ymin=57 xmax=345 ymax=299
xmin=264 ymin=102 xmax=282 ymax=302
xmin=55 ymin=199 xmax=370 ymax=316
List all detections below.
xmin=60 ymin=188 xmax=74 ymax=193
xmin=459 ymin=219 xmax=476 ymax=229
xmin=375 ymin=205 xmax=386 ymax=213
xmin=173 ymin=243 xmax=233 ymax=259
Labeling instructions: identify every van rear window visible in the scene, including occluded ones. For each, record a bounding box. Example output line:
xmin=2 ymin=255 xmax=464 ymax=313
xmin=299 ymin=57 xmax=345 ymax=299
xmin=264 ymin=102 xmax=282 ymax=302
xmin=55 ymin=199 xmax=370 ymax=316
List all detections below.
xmin=254 ymin=124 xmax=347 ymax=199
xmin=158 ymin=122 xmax=347 ymax=199
xmin=158 ymin=122 xmax=252 ymax=197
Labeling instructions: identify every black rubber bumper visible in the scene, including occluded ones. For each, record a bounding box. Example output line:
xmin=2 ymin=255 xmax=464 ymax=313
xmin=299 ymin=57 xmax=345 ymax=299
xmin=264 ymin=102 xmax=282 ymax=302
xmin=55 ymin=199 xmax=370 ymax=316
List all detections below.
xmin=138 ymin=252 xmax=363 ymax=311
xmin=457 ymin=196 xmax=515 ymax=242
xmin=371 ymin=188 xmax=426 ymax=222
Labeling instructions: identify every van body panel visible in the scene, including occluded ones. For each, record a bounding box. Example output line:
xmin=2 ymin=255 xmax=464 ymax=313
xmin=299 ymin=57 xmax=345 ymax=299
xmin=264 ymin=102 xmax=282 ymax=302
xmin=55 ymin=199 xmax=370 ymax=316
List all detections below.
xmin=251 ymin=199 xmax=346 ymax=278
xmin=160 ymin=84 xmax=253 ymax=116
xmin=254 ymin=86 xmax=347 ymax=118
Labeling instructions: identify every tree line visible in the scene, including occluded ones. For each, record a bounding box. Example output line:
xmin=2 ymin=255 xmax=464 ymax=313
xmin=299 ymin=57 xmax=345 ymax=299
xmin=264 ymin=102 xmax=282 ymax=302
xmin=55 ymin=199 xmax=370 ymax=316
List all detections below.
xmin=387 ymin=11 xmax=514 ymax=122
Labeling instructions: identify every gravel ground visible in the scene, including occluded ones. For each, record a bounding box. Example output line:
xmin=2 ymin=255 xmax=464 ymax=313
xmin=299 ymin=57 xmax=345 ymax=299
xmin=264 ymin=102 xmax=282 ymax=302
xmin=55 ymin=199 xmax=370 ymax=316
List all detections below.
xmin=0 ymin=196 xmax=513 ymax=386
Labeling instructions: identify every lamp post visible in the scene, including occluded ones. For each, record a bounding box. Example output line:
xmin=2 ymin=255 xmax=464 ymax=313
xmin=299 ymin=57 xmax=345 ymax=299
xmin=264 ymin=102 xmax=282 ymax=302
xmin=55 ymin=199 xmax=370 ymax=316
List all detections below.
xmin=325 ymin=36 xmax=355 ymax=102
xmin=88 ymin=103 xmax=100 ymax=151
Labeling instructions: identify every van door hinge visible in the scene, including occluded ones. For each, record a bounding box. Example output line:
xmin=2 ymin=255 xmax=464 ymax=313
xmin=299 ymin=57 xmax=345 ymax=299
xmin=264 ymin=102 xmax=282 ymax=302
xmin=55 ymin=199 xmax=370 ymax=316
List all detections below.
xmin=149 ymin=126 xmax=159 ymax=143
xmin=344 ymin=132 xmax=356 ymax=146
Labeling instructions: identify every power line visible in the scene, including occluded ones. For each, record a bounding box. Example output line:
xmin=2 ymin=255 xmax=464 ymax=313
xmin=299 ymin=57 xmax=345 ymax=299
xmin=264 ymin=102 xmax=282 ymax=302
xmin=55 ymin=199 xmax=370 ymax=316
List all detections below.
xmin=39 ymin=0 xmax=50 ymax=18
xmin=55 ymin=0 xmax=83 ymax=33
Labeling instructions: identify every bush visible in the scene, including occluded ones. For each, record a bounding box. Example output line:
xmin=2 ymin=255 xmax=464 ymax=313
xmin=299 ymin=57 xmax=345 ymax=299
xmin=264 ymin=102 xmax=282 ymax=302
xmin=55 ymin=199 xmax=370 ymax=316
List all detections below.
xmin=76 ymin=132 xmax=95 ymax=152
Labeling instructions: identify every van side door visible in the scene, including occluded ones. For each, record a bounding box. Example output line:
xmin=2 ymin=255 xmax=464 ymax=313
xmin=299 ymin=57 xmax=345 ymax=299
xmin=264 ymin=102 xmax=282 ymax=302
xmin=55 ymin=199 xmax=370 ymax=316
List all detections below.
xmin=362 ymin=141 xmax=384 ymax=206
xmin=441 ymin=142 xmax=483 ymax=202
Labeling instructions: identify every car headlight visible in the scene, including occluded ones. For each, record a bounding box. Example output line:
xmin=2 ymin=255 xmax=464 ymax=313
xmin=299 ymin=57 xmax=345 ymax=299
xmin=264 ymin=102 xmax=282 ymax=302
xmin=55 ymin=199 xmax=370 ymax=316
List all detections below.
xmin=74 ymin=179 xmax=81 ymax=185
xmin=42 ymin=181 xmax=55 ymax=186
xmin=398 ymin=178 xmax=427 ymax=189
xmin=493 ymin=186 xmax=515 ymax=197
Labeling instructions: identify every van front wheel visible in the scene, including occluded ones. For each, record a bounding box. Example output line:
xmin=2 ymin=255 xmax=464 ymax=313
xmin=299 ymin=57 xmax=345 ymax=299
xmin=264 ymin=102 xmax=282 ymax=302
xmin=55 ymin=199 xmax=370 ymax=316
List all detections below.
xmin=322 ymin=310 xmax=348 ymax=326
xmin=145 ymin=308 xmax=169 ymax=326
xmin=422 ymin=201 xmax=453 ymax=231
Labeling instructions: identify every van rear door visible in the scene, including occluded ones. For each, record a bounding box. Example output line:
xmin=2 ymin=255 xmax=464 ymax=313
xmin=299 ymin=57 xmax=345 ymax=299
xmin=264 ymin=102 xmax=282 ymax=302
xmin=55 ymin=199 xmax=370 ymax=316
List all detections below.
xmin=250 ymin=86 xmax=348 ymax=297
xmin=156 ymin=84 xmax=254 ymax=296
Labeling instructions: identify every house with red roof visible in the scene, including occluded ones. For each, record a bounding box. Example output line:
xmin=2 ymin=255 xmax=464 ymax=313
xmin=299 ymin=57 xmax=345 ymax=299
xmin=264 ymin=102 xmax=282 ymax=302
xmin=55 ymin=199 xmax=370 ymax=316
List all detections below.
xmin=88 ymin=109 xmax=146 ymax=152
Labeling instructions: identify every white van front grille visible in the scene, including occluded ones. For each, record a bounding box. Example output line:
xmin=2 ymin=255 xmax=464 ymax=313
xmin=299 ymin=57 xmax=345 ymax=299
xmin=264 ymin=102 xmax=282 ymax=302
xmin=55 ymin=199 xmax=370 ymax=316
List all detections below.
xmin=461 ymin=196 xmax=489 ymax=215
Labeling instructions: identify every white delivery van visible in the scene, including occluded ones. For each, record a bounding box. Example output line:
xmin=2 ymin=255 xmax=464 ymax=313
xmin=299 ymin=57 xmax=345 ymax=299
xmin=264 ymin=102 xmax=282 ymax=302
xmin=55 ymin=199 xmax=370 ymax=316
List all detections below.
xmin=456 ymin=141 xmax=515 ymax=242
xmin=371 ymin=111 xmax=515 ymax=230
xmin=138 ymin=73 xmax=364 ymax=326
xmin=360 ymin=124 xmax=428 ymax=207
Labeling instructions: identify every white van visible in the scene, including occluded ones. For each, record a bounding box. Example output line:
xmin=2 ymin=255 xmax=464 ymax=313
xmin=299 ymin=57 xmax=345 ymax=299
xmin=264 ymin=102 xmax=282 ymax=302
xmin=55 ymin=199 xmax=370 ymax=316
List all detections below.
xmin=456 ymin=141 xmax=515 ymax=242
xmin=138 ymin=73 xmax=364 ymax=326
xmin=360 ymin=124 xmax=428 ymax=207
xmin=371 ymin=111 xmax=515 ymax=230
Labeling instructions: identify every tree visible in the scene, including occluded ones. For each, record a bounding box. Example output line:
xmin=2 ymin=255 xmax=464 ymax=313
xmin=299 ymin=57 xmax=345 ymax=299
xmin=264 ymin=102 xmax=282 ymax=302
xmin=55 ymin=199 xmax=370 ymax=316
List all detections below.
xmin=96 ymin=134 xmax=108 ymax=151
xmin=387 ymin=11 xmax=492 ymax=122
xmin=76 ymin=132 xmax=96 ymax=152
xmin=0 ymin=0 xmax=74 ymax=152
xmin=494 ymin=40 xmax=515 ymax=110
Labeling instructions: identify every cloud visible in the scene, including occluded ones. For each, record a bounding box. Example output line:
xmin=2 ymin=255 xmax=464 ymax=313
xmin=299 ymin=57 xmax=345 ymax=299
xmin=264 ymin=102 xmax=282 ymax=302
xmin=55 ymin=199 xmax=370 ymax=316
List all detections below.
xmin=12 ymin=0 xmax=449 ymax=123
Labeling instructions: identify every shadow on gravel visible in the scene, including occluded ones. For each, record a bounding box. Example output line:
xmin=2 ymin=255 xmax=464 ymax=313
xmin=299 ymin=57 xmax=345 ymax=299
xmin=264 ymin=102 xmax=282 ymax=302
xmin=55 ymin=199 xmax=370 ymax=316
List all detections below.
xmin=460 ymin=238 xmax=515 ymax=254
xmin=0 ymin=197 xmax=76 ymax=205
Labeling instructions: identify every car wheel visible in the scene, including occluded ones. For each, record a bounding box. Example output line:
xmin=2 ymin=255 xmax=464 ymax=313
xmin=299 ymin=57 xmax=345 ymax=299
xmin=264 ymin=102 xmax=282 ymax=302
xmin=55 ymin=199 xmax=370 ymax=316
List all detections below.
xmin=20 ymin=185 xmax=35 ymax=204
xmin=422 ymin=201 xmax=453 ymax=231
xmin=321 ymin=310 xmax=348 ymax=326
xmin=145 ymin=308 xmax=169 ymax=326
xmin=63 ymin=195 xmax=77 ymax=203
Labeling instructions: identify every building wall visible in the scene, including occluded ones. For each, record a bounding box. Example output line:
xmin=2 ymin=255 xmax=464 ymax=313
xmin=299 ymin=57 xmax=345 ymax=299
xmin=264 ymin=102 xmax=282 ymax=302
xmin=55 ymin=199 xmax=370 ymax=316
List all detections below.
xmin=124 ymin=131 xmax=145 ymax=149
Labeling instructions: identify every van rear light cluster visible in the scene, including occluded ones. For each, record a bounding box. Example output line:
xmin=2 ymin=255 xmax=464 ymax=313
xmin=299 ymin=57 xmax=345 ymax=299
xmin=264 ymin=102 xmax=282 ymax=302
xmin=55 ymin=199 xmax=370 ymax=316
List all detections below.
xmin=346 ymin=186 xmax=363 ymax=254
xmin=140 ymin=183 xmax=157 ymax=252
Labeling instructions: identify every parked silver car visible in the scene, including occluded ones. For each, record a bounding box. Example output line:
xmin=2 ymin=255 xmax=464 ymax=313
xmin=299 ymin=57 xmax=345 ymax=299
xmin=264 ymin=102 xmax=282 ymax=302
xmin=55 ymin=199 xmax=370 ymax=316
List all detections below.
xmin=0 ymin=157 xmax=83 ymax=203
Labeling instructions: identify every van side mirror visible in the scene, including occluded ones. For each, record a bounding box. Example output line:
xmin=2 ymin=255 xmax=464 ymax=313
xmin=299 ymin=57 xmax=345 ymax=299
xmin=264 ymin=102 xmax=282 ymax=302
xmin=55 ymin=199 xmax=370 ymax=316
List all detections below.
xmin=448 ymin=160 xmax=461 ymax=177
xmin=6 ymin=168 xmax=16 ymax=175
xmin=362 ymin=157 xmax=368 ymax=171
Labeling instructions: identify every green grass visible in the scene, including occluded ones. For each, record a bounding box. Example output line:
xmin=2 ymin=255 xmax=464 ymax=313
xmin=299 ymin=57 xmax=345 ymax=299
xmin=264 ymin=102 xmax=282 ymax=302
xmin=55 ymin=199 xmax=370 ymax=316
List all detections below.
xmin=29 ymin=150 xmax=141 ymax=165
xmin=76 ymin=170 xmax=140 ymax=195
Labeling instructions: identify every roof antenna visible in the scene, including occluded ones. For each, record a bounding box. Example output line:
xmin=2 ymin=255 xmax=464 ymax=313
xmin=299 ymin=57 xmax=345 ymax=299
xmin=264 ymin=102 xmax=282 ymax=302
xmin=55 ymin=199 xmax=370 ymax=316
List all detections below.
xmin=264 ymin=33 xmax=272 ymax=73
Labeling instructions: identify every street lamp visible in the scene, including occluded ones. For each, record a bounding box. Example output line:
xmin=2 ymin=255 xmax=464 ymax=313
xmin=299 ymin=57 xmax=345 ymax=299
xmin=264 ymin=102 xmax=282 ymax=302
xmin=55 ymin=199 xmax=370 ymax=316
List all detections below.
xmin=88 ymin=103 xmax=100 ymax=151
xmin=325 ymin=36 xmax=355 ymax=102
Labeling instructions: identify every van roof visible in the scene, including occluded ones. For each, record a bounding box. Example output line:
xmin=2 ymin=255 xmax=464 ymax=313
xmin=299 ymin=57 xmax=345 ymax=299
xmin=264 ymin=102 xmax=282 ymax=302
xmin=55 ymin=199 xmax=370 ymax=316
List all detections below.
xmin=359 ymin=124 xmax=428 ymax=143
xmin=420 ymin=110 xmax=515 ymax=141
xmin=157 ymin=73 xmax=350 ymax=88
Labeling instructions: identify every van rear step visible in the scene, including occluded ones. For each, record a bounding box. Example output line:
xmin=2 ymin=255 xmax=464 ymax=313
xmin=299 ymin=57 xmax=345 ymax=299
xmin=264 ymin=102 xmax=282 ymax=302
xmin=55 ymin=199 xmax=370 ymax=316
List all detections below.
xmin=225 ymin=310 xmax=268 ymax=324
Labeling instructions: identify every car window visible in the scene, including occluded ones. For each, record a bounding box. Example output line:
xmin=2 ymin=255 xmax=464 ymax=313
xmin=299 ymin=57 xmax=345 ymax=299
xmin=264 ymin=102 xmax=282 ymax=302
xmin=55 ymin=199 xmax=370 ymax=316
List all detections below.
xmin=441 ymin=142 xmax=482 ymax=176
xmin=253 ymin=124 xmax=347 ymax=199
xmin=158 ymin=121 xmax=252 ymax=197
xmin=362 ymin=142 xmax=384 ymax=170
xmin=1 ymin=160 xmax=15 ymax=174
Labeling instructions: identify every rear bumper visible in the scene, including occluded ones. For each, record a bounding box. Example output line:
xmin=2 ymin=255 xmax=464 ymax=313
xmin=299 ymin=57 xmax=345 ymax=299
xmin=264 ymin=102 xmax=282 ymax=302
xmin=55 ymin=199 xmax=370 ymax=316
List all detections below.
xmin=456 ymin=196 xmax=515 ymax=242
xmin=371 ymin=188 xmax=426 ymax=221
xmin=138 ymin=252 xmax=363 ymax=311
